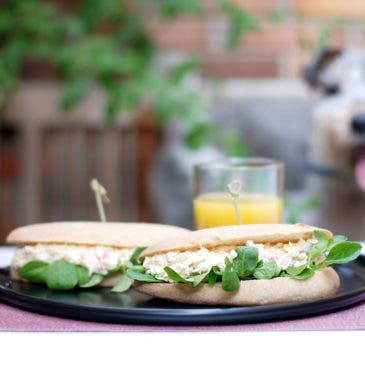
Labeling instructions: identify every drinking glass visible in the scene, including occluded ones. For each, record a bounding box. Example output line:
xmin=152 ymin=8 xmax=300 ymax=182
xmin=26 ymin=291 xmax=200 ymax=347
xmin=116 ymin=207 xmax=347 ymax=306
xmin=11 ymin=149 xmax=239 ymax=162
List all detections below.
xmin=193 ymin=158 xmax=284 ymax=229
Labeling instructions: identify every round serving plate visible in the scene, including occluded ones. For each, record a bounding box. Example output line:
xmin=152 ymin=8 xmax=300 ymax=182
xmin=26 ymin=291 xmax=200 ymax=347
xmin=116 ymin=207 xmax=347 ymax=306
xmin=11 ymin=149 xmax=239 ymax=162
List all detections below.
xmin=0 ymin=261 xmax=365 ymax=325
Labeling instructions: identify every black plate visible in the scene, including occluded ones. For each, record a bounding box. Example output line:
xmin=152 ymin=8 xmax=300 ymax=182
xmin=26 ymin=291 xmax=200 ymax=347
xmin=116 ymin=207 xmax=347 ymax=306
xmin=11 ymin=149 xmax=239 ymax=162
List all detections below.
xmin=1 ymin=261 xmax=365 ymax=325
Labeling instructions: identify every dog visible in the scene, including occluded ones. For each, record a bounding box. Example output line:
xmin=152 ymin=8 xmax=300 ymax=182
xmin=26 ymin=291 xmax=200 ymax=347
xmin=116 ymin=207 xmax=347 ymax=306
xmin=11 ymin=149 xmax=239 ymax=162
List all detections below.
xmin=307 ymin=102 xmax=365 ymax=240
xmin=303 ymin=48 xmax=365 ymax=239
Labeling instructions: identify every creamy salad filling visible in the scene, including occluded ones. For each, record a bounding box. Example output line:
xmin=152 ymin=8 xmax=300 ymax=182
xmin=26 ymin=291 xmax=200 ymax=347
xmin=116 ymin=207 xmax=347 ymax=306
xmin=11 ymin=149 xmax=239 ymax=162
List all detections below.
xmin=143 ymin=238 xmax=315 ymax=282
xmin=12 ymin=244 xmax=134 ymax=275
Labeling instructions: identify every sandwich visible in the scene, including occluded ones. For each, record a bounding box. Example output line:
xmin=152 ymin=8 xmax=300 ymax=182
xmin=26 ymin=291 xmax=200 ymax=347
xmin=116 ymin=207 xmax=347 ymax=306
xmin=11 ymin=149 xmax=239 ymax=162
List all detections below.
xmin=6 ymin=221 xmax=189 ymax=292
xmin=126 ymin=223 xmax=362 ymax=305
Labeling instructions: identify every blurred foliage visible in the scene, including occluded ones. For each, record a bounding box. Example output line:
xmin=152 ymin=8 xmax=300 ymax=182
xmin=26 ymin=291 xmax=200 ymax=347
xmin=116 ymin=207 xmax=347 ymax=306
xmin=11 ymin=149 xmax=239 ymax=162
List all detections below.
xmin=285 ymin=196 xmax=320 ymax=224
xmin=0 ymin=0 xmax=258 ymax=155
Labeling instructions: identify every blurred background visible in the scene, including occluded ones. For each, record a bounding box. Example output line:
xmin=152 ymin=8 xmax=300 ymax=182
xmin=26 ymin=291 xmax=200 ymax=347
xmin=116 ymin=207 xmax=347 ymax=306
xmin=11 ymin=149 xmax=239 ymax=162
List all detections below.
xmin=2 ymin=0 xmax=365 ymax=239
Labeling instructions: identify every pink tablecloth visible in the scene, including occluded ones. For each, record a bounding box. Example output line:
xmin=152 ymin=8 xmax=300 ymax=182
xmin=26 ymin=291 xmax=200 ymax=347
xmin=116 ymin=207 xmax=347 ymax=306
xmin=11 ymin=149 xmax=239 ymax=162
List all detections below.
xmin=0 ymin=301 xmax=364 ymax=331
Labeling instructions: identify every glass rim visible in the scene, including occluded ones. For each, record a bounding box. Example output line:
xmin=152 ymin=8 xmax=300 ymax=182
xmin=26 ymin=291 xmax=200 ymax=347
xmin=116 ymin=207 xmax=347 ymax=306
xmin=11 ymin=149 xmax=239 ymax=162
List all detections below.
xmin=194 ymin=157 xmax=284 ymax=172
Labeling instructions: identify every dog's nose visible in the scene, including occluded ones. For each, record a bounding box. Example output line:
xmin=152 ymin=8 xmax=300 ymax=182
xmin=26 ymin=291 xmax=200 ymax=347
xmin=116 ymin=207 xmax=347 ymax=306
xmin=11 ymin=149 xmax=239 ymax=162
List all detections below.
xmin=351 ymin=114 xmax=365 ymax=135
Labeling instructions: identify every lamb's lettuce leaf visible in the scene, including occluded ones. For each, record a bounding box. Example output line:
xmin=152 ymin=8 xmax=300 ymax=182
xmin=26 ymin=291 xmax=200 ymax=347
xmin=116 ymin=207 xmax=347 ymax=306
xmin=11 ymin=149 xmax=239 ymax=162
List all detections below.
xmin=80 ymin=274 xmax=104 ymax=288
xmin=253 ymin=260 xmax=278 ymax=280
xmin=307 ymin=230 xmax=329 ymax=265
xmin=285 ymin=264 xmax=307 ymax=276
xmin=45 ymin=261 xmax=78 ymax=290
xmin=164 ymin=267 xmax=193 ymax=284
xmin=291 ymin=267 xmax=315 ymax=280
xmin=207 ymin=266 xmax=220 ymax=286
xmin=76 ymin=266 xmax=90 ymax=286
xmin=233 ymin=247 xmax=259 ymax=278
xmin=126 ymin=269 xmax=164 ymax=283
xmin=315 ymin=242 xmax=362 ymax=268
xmin=130 ymin=247 xmax=147 ymax=265
xmin=222 ymin=258 xmax=240 ymax=291
xmin=18 ymin=261 xmax=48 ymax=284
xmin=191 ymin=272 xmax=209 ymax=287
xmin=111 ymin=273 xmax=134 ymax=293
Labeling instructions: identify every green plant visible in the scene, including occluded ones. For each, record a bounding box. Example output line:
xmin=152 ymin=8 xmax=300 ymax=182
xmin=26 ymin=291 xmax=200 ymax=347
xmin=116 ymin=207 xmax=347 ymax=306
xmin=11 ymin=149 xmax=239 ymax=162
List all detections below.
xmin=285 ymin=196 xmax=320 ymax=224
xmin=0 ymin=0 xmax=257 ymax=155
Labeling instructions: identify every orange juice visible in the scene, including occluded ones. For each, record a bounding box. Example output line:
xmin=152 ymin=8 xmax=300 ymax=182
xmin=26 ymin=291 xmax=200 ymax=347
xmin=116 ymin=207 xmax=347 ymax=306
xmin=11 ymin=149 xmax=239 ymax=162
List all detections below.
xmin=193 ymin=192 xmax=283 ymax=229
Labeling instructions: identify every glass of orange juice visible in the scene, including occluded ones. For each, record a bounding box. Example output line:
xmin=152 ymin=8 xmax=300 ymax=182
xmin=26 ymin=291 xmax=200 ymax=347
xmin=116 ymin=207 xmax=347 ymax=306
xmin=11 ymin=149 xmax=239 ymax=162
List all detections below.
xmin=193 ymin=158 xmax=284 ymax=229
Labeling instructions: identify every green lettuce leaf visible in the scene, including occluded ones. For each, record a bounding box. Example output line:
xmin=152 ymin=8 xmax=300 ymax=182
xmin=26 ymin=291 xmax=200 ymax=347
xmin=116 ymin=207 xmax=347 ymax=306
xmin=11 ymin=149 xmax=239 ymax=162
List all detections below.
xmin=80 ymin=274 xmax=104 ymax=288
xmin=130 ymin=247 xmax=147 ymax=265
xmin=126 ymin=269 xmax=164 ymax=283
xmin=222 ymin=257 xmax=240 ymax=291
xmin=164 ymin=267 xmax=193 ymax=284
xmin=207 ymin=266 xmax=221 ymax=286
xmin=253 ymin=261 xmax=278 ymax=280
xmin=191 ymin=272 xmax=209 ymax=287
xmin=111 ymin=273 xmax=134 ymax=293
xmin=322 ymin=242 xmax=362 ymax=266
xmin=18 ymin=261 xmax=48 ymax=284
xmin=307 ymin=230 xmax=329 ymax=264
xmin=45 ymin=261 xmax=78 ymax=290
xmin=233 ymin=246 xmax=259 ymax=278
xmin=76 ymin=266 xmax=90 ymax=286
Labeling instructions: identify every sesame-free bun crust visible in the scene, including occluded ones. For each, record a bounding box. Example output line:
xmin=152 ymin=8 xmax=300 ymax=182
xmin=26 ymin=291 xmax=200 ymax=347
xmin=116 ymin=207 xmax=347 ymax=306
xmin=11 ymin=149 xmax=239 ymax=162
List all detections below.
xmin=6 ymin=221 xmax=189 ymax=248
xmin=135 ymin=267 xmax=340 ymax=306
xmin=140 ymin=223 xmax=332 ymax=259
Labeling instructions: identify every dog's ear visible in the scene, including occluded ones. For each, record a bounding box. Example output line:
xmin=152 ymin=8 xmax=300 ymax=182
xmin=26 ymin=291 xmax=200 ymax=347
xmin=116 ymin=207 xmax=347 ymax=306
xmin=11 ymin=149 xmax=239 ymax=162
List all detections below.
xmin=303 ymin=47 xmax=342 ymax=94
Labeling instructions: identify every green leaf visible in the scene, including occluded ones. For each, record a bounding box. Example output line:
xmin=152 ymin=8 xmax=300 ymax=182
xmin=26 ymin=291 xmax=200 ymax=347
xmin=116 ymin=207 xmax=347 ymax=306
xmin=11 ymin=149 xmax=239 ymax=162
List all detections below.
xmin=307 ymin=230 xmax=329 ymax=264
xmin=164 ymin=267 xmax=193 ymax=284
xmin=233 ymin=247 xmax=259 ymax=277
xmin=45 ymin=261 xmax=78 ymax=290
xmin=285 ymin=264 xmax=307 ymax=276
xmin=286 ymin=196 xmax=320 ymax=224
xmin=222 ymin=258 xmax=240 ymax=292
xmin=331 ymin=235 xmax=348 ymax=244
xmin=207 ymin=267 xmax=218 ymax=286
xmin=324 ymin=242 xmax=362 ymax=265
xmin=220 ymin=1 xmax=257 ymax=49
xmin=160 ymin=0 xmax=202 ymax=18
xmin=76 ymin=266 xmax=90 ymax=286
xmin=253 ymin=261 xmax=278 ymax=280
xmin=213 ymin=266 xmax=222 ymax=276
xmin=111 ymin=273 xmax=133 ymax=293
xmin=129 ymin=247 xmax=147 ymax=265
xmin=61 ymin=76 xmax=92 ymax=111
xmin=191 ymin=272 xmax=208 ymax=288
xmin=121 ymin=262 xmax=145 ymax=272
xmin=292 ymin=267 xmax=315 ymax=280
xmin=184 ymin=123 xmax=216 ymax=150
xmin=328 ymin=235 xmax=348 ymax=250
xmin=18 ymin=261 xmax=48 ymax=284
xmin=208 ymin=265 xmax=222 ymax=286
xmin=169 ymin=59 xmax=200 ymax=84
xmin=80 ymin=274 xmax=104 ymax=288
xmin=126 ymin=269 xmax=164 ymax=283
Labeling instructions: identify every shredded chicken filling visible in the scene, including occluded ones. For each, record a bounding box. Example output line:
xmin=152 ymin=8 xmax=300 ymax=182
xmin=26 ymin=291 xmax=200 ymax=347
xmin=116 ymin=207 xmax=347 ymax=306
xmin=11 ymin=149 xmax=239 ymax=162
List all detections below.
xmin=143 ymin=239 xmax=314 ymax=282
xmin=12 ymin=244 xmax=134 ymax=275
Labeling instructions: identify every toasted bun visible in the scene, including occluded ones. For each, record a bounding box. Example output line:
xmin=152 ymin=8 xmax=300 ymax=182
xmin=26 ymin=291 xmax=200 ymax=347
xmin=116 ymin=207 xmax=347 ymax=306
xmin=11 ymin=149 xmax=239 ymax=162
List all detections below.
xmin=6 ymin=221 xmax=189 ymax=248
xmin=135 ymin=267 xmax=340 ymax=306
xmin=140 ymin=223 xmax=332 ymax=259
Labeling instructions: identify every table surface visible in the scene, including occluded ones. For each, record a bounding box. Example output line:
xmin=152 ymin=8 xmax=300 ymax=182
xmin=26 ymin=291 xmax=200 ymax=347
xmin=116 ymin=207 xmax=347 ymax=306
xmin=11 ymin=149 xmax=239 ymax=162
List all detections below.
xmin=0 ymin=301 xmax=364 ymax=331
xmin=1 ymin=246 xmax=364 ymax=331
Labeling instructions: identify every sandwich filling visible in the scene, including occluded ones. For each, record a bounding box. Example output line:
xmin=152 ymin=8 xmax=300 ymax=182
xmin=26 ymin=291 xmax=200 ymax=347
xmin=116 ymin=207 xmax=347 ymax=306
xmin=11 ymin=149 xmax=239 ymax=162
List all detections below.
xmin=12 ymin=244 xmax=134 ymax=275
xmin=143 ymin=238 xmax=315 ymax=282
